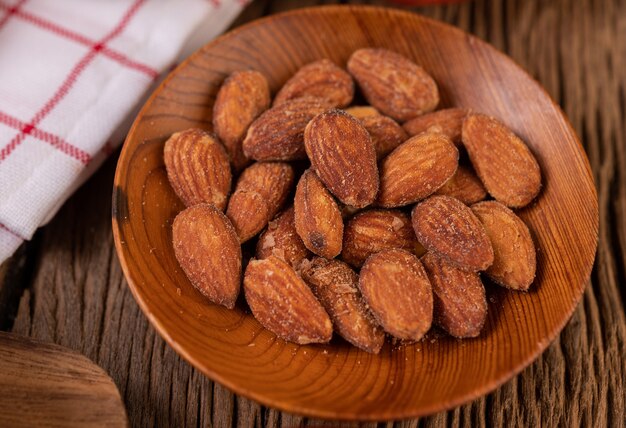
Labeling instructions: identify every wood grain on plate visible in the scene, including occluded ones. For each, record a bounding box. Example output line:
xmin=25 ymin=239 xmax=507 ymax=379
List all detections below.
xmin=111 ymin=5 xmax=597 ymax=420
xmin=3 ymin=0 xmax=624 ymax=426
xmin=0 ymin=332 xmax=127 ymax=427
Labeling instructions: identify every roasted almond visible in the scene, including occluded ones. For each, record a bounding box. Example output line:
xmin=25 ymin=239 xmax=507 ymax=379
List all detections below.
xmin=344 ymin=105 xmax=380 ymax=119
xmin=294 ymin=169 xmax=343 ymax=259
xmin=471 ymin=201 xmax=537 ymax=290
xmin=462 ymin=114 xmax=542 ymax=208
xmin=226 ymin=162 xmax=294 ymax=242
xmin=358 ymin=249 xmax=433 ymax=341
xmin=244 ymin=256 xmax=332 ymax=344
xmin=421 ymin=252 xmax=487 ymax=338
xmin=304 ymin=109 xmax=378 ymax=208
xmin=412 ymin=195 xmax=494 ymax=271
xmin=378 ymin=132 xmax=458 ymax=207
xmin=274 ymin=59 xmax=354 ymax=108
xmin=347 ymin=48 xmax=439 ymax=121
xmin=242 ymin=97 xmax=330 ymax=161
xmin=300 ymin=257 xmax=385 ymax=354
xmin=435 ymin=164 xmax=487 ymax=205
xmin=172 ymin=204 xmax=241 ymax=309
xmin=403 ymin=108 xmax=469 ymax=145
xmin=213 ymin=70 xmax=270 ymax=171
xmin=359 ymin=114 xmax=408 ymax=159
xmin=226 ymin=190 xmax=269 ymax=244
xmin=236 ymin=162 xmax=294 ymax=210
xmin=256 ymin=206 xmax=311 ymax=268
xmin=342 ymin=209 xmax=424 ymax=268
xmin=163 ymin=128 xmax=231 ymax=210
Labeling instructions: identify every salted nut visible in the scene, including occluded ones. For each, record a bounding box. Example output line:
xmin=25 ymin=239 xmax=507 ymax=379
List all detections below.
xmin=166 ymin=48 xmax=542 ymax=352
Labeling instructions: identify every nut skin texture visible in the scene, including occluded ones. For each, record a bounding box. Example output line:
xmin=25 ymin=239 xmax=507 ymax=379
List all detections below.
xmin=294 ymin=170 xmax=344 ymax=259
xmin=304 ymin=109 xmax=379 ymax=208
xmin=378 ymin=132 xmax=459 ymax=208
xmin=421 ymin=252 xmax=487 ymax=338
xmin=344 ymin=105 xmax=380 ymax=119
xmin=172 ymin=204 xmax=241 ymax=309
xmin=244 ymin=256 xmax=333 ymax=344
xmin=471 ymin=201 xmax=537 ymax=290
xmin=242 ymin=97 xmax=330 ymax=161
xmin=347 ymin=48 xmax=439 ymax=122
xmin=256 ymin=206 xmax=311 ymax=268
xmin=462 ymin=114 xmax=542 ymax=208
xmin=359 ymin=114 xmax=409 ymax=160
xmin=226 ymin=191 xmax=269 ymax=244
xmin=435 ymin=164 xmax=488 ymax=205
xmin=274 ymin=59 xmax=354 ymax=108
xmin=358 ymin=249 xmax=433 ymax=341
xmin=213 ymin=70 xmax=270 ymax=171
xmin=163 ymin=128 xmax=232 ymax=210
xmin=342 ymin=209 xmax=424 ymax=268
xmin=412 ymin=195 xmax=494 ymax=271
xmin=226 ymin=162 xmax=294 ymax=243
xmin=403 ymin=108 xmax=469 ymax=145
xmin=300 ymin=257 xmax=385 ymax=354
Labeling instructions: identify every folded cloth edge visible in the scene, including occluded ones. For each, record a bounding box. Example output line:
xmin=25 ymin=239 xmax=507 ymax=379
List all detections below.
xmin=0 ymin=0 xmax=245 ymax=263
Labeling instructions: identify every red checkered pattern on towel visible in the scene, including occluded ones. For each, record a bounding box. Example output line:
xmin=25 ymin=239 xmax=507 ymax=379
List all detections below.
xmin=0 ymin=0 xmax=246 ymax=262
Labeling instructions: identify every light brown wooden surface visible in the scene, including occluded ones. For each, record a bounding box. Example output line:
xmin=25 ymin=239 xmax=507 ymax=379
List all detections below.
xmin=1 ymin=0 xmax=624 ymax=426
xmin=0 ymin=332 xmax=127 ymax=427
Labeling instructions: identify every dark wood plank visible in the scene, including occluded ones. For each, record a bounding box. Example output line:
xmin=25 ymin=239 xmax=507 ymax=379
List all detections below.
xmin=1 ymin=0 xmax=624 ymax=426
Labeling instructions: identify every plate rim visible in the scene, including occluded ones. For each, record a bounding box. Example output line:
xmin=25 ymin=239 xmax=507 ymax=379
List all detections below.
xmin=112 ymin=4 xmax=599 ymax=421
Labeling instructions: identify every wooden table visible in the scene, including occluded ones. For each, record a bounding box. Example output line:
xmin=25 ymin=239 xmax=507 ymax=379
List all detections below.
xmin=1 ymin=0 xmax=624 ymax=426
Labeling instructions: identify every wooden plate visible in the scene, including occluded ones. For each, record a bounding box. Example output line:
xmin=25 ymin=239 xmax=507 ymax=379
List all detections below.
xmin=112 ymin=5 xmax=598 ymax=420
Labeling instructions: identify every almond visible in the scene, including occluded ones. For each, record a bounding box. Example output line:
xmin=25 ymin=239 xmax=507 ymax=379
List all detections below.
xmin=347 ymin=48 xmax=439 ymax=121
xmin=213 ymin=70 xmax=270 ymax=171
xmin=163 ymin=128 xmax=231 ymax=210
xmin=172 ymin=204 xmax=241 ymax=309
xmin=256 ymin=206 xmax=311 ymax=268
xmin=403 ymin=108 xmax=469 ymax=145
xmin=226 ymin=191 xmax=269 ymax=244
xmin=344 ymin=105 xmax=380 ymax=119
xmin=226 ymin=162 xmax=294 ymax=242
xmin=242 ymin=97 xmax=330 ymax=161
xmin=421 ymin=252 xmax=487 ymax=338
xmin=342 ymin=209 xmax=424 ymax=268
xmin=412 ymin=195 xmax=494 ymax=271
xmin=471 ymin=201 xmax=536 ymax=290
xmin=300 ymin=257 xmax=385 ymax=353
xmin=294 ymin=169 xmax=343 ymax=259
xmin=274 ymin=59 xmax=354 ymax=108
xmin=378 ymin=132 xmax=458 ymax=207
xmin=304 ymin=109 xmax=378 ymax=208
xmin=462 ymin=114 xmax=542 ymax=208
xmin=359 ymin=114 xmax=408 ymax=159
xmin=358 ymin=249 xmax=433 ymax=341
xmin=435 ymin=164 xmax=487 ymax=205
xmin=244 ymin=256 xmax=332 ymax=344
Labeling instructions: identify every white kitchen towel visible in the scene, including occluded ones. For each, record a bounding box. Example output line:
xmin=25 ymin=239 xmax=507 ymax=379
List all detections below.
xmin=0 ymin=0 xmax=247 ymax=262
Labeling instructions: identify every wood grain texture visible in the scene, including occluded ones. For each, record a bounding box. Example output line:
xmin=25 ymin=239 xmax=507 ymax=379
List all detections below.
xmin=0 ymin=332 xmax=127 ymax=427
xmin=114 ymin=4 xmax=597 ymax=420
xmin=0 ymin=0 xmax=624 ymax=426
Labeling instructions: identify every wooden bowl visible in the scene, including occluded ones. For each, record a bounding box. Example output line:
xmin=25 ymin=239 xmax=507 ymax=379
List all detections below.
xmin=112 ymin=5 xmax=598 ymax=420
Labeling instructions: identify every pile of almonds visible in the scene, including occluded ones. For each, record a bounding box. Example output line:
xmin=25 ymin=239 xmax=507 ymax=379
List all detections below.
xmin=165 ymin=48 xmax=541 ymax=354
